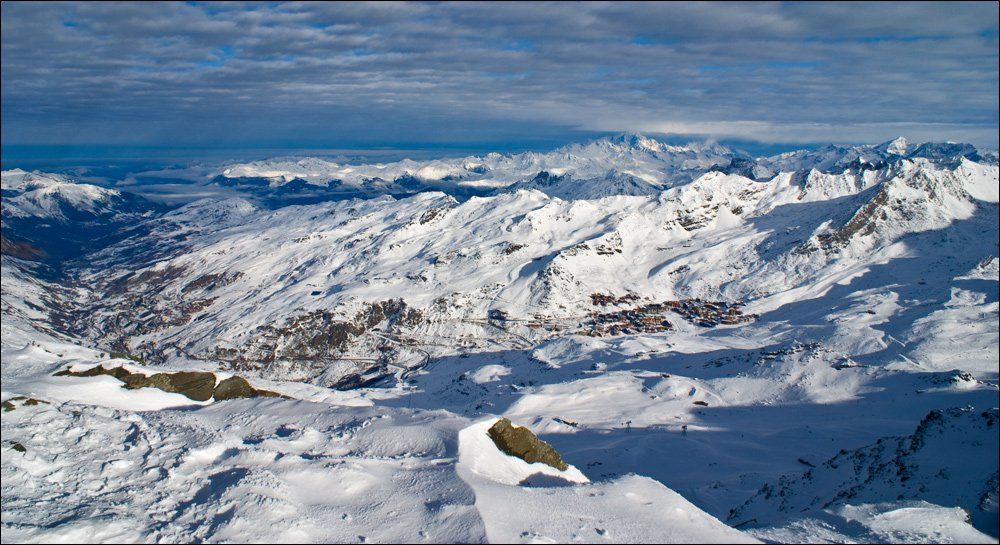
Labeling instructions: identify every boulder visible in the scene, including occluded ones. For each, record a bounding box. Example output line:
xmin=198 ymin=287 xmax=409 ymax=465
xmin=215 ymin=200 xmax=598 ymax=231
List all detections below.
xmin=487 ymin=417 xmax=568 ymax=471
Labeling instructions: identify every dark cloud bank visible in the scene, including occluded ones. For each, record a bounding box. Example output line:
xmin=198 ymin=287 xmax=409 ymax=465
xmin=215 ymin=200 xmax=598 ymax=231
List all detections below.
xmin=2 ymin=1 xmax=997 ymax=152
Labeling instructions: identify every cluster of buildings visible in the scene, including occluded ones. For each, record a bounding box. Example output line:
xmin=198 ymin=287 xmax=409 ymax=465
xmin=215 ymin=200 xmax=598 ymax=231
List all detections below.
xmin=581 ymin=294 xmax=756 ymax=336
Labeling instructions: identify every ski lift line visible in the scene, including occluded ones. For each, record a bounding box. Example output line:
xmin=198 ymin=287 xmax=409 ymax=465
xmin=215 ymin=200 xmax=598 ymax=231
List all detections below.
xmin=472 ymin=318 xmax=533 ymax=348
xmin=369 ymin=330 xmax=434 ymax=369
xmin=896 ymin=353 xmax=925 ymax=370
xmin=321 ymin=357 xmax=381 ymax=363
xmin=885 ymin=333 xmax=908 ymax=348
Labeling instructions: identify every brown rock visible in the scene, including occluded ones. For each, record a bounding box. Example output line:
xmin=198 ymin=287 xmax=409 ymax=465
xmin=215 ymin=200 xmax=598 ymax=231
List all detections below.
xmin=54 ymin=365 xmax=285 ymax=403
xmin=123 ymin=371 xmax=217 ymax=402
xmin=213 ymin=376 xmax=282 ymax=401
xmin=54 ymin=364 xmax=132 ymax=381
xmin=487 ymin=417 xmax=568 ymax=471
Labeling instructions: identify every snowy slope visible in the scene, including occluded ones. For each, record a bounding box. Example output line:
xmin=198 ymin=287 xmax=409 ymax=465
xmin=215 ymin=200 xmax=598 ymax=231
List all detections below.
xmin=2 ymin=169 xmax=124 ymax=221
xmin=2 ymin=134 xmax=998 ymax=544
xmin=1 ymin=336 xmax=758 ymax=543
xmin=730 ymin=406 xmax=999 ymax=541
xmin=60 ymin=152 xmax=998 ymax=389
xmin=0 ymin=256 xmax=78 ymax=348
xmin=457 ymin=419 xmax=757 ymax=544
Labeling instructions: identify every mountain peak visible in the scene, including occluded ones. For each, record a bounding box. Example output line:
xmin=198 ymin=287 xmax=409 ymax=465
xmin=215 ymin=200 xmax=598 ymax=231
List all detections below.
xmin=599 ymin=132 xmax=659 ymax=150
xmin=882 ymin=136 xmax=910 ymax=155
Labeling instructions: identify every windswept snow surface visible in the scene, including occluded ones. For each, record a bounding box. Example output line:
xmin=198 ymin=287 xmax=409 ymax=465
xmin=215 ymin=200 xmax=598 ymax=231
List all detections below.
xmin=457 ymin=419 xmax=757 ymax=544
xmin=1 ymin=337 xmax=755 ymax=543
xmin=2 ymin=134 xmax=999 ymax=543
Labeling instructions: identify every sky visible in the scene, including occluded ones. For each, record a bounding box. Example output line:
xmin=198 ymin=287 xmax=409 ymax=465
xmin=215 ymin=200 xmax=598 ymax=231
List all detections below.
xmin=2 ymin=1 xmax=998 ymax=156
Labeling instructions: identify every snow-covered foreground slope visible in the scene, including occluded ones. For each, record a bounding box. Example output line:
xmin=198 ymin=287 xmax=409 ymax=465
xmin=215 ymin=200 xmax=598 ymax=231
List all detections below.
xmin=2 ymin=134 xmax=998 ymax=543
xmin=2 ymin=336 xmax=759 ymax=543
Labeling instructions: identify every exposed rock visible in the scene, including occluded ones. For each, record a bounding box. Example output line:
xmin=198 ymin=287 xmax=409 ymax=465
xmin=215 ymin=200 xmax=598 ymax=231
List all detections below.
xmin=2 ymin=396 xmax=50 ymax=412
xmin=1 ymin=236 xmax=46 ymax=261
xmin=553 ymin=417 xmax=578 ymax=428
xmin=10 ymin=442 xmax=26 ymax=453
xmin=180 ymin=271 xmax=244 ymax=294
xmin=211 ymin=299 xmax=424 ymax=385
xmin=55 ymin=365 xmax=215 ymax=401
xmin=123 ymin=371 xmax=217 ymax=402
xmin=487 ymin=417 xmax=569 ymax=471
xmin=501 ymin=242 xmax=526 ymax=255
xmin=328 ymin=371 xmax=388 ymax=391
xmin=53 ymin=365 xmax=286 ymax=402
xmin=418 ymin=206 xmax=451 ymax=225
xmin=213 ymin=376 xmax=283 ymax=401
xmin=54 ymin=364 xmax=132 ymax=381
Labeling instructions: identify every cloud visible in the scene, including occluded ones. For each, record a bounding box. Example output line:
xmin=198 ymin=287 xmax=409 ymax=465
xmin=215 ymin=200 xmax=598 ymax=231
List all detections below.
xmin=2 ymin=1 xmax=997 ymax=149
xmin=610 ymin=120 xmax=998 ymax=147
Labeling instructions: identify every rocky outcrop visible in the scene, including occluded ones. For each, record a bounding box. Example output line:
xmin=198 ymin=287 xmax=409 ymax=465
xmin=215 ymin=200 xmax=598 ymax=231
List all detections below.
xmin=122 ymin=371 xmax=217 ymax=401
xmin=2 ymin=397 xmax=50 ymax=412
xmin=54 ymin=365 xmax=282 ymax=402
xmin=213 ymin=376 xmax=283 ymax=401
xmin=487 ymin=417 xmax=568 ymax=471
xmin=55 ymin=364 xmax=132 ymax=380
xmin=212 ymin=299 xmax=425 ymax=387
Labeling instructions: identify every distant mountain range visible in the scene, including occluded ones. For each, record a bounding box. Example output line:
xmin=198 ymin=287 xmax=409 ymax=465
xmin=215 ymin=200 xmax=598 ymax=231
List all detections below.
xmin=211 ymin=133 xmax=997 ymax=200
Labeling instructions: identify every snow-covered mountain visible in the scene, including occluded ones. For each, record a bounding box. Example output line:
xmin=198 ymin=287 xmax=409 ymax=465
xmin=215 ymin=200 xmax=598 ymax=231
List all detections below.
xmin=1 ymin=169 xmax=161 ymax=264
xmin=2 ymin=134 xmax=998 ymax=543
xmin=212 ymin=133 xmax=998 ymax=201
xmin=1 ymin=169 xmax=158 ymax=225
xmin=214 ymin=133 xmax=742 ymax=195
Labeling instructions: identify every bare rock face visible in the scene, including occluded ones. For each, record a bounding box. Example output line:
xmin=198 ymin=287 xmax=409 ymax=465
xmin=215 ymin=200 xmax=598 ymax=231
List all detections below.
xmin=54 ymin=365 xmax=282 ymax=402
xmin=487 ymin=417 xmax=568 ymax=471
xmin=54 ymin=364 xmax=132 ymax=381
xmin=1 ymin=397 xmax=50 ymax=412
xmin=213 ymin=376 xmax=283 ymax=401
xmin=122 ymin=371 xmax=217 ymax=402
